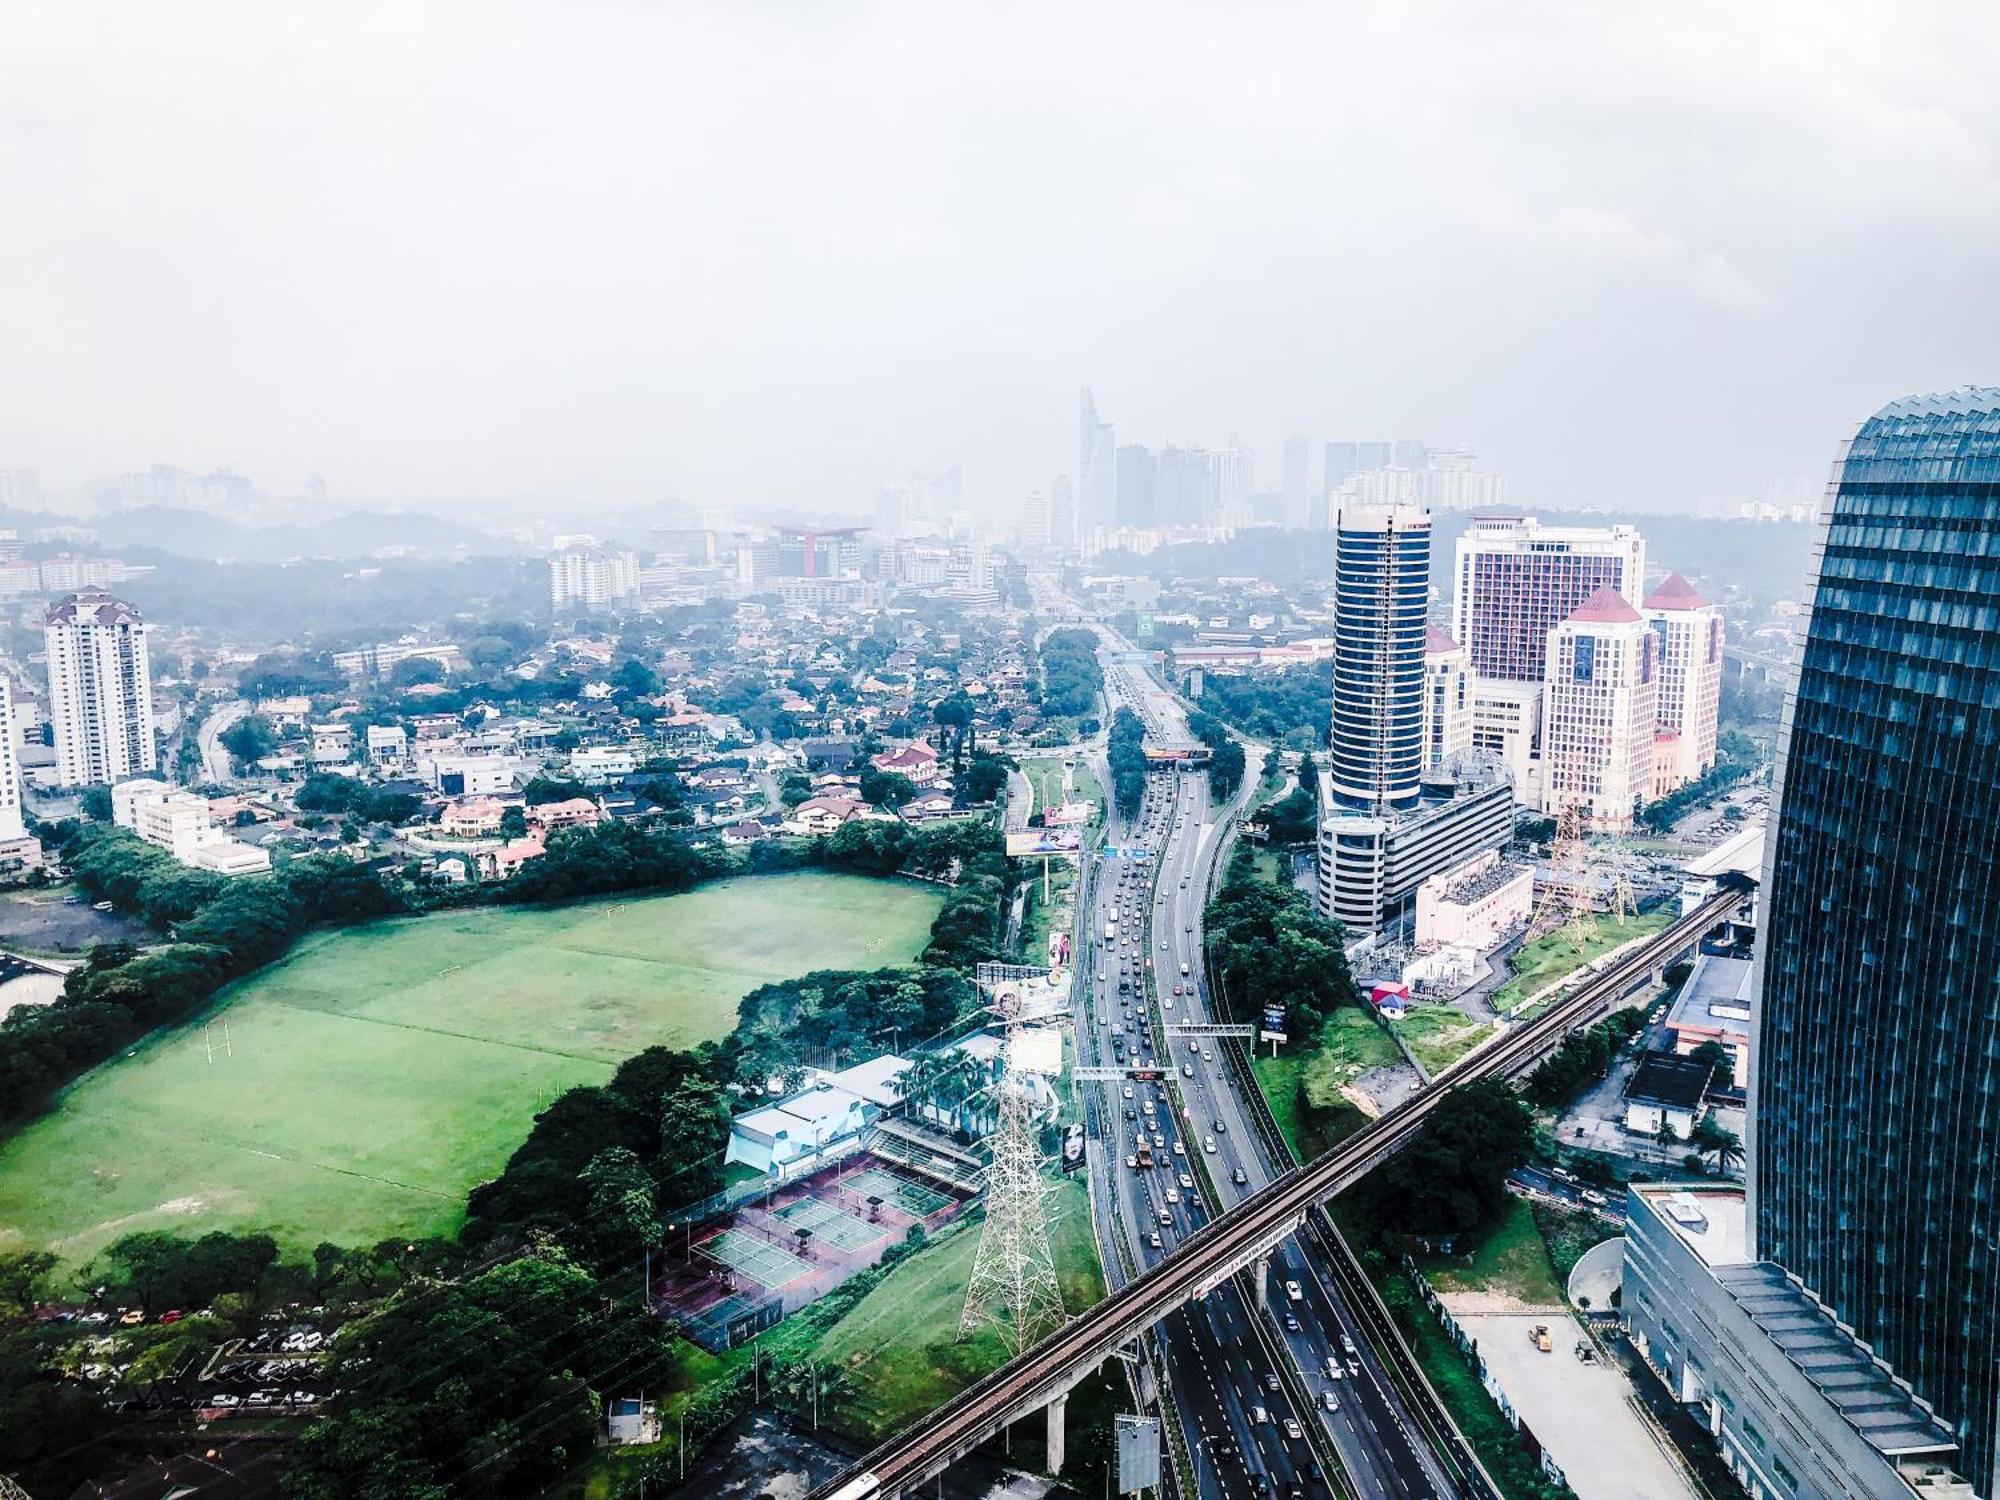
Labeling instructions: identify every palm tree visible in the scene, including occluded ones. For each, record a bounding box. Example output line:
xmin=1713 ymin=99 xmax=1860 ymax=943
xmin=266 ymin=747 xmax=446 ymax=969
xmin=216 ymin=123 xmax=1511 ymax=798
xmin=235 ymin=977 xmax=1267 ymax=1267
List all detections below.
xmin=1691 ymin=1115 xmax=1745 ymax=1175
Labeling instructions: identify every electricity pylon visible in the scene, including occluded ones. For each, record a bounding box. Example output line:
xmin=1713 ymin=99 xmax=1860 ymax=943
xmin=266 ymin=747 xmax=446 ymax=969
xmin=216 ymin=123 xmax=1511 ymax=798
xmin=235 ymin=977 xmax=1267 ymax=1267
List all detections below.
xmin=959 ymin=1026 xmax=1065 ymax=1354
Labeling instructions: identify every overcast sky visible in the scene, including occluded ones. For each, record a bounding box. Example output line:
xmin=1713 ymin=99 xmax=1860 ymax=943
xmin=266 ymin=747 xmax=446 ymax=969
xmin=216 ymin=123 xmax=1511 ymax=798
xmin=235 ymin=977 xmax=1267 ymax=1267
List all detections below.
xmin=5 ymin=1 xmax=1997 ymax=520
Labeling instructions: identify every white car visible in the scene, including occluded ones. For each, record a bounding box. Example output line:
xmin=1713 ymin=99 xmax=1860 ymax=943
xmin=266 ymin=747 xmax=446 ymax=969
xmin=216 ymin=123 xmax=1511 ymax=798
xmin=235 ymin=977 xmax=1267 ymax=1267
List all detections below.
xmin=1165 ymin=1189 xmax=1180 ymax=1204
xmin=1285 ymin=1279 xmax=1303 ymax=1301
xmin=1122 ymin=1085 xmax=1134 ymax=1099
xmin=1172 ymin=1140 xmax=1186 ymax=1156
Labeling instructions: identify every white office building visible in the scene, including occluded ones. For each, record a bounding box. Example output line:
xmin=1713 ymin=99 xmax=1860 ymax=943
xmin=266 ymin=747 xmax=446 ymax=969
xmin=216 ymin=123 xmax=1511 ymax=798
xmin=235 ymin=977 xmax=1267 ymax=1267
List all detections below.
xmin=1541 ymin=588 xmax=1658 ymax=832
xmin=45 ymin=589 xmax=157 ymax=787
xmin=1644 ymin=573 xmax=1724 ymax=792
xmin=111 ymin=779 xmax=270 ymax=876
xmin=1420 ymin=625 xmax=1474 ymax=774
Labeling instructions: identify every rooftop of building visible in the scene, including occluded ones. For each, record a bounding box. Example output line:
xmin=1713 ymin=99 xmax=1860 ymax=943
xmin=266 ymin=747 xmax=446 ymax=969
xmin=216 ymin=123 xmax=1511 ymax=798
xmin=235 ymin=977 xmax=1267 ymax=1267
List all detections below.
xmin=1433 ymin=855 xmax=1530 ymax=907
xmin=1643 ymin=571 xmax=1711 ymax=611
xmin=1625 ymin=1051 xmax=1713 ymax=1108
xmin=1667 ymin=947 xmax=1755 ymax=1038
xmin=1683 ymin=821 xmax=1766 ymax=879
xmin=46 ymin=587 xmax=142 ymax=628
xmin=1566 ymin=585 xmax=1644 ymax=626
xmin=1718 ymin=1261 xmax=1960 ymax=1458
xmin=1423 ymin=624 xmax=1461 ymax=654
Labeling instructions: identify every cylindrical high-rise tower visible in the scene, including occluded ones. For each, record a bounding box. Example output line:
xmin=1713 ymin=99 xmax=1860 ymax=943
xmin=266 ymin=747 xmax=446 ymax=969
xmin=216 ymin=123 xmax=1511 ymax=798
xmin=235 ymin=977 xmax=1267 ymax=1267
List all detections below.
xmin=1328 ymin=504 xmax=1430 ymax=813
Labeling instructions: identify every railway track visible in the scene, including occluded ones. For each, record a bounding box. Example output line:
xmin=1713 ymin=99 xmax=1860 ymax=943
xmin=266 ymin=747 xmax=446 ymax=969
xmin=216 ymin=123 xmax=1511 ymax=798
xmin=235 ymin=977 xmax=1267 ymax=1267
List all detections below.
xmin=812 ymin=882 xmax=1746 ymax=1500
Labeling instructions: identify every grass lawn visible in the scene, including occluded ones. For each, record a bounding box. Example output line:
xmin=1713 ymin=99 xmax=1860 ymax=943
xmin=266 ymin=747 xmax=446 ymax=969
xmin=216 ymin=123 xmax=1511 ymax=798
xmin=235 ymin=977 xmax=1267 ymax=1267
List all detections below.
xmin=1491 ymin=908 xmax=1675 ymax=1015
xmin=807 ymin=1173 xmax=1104 ymax=1442
xmin=1418 ymin=1197 xmax=1566 ymax=1307
xmin=0 ymin=873 xmax=941 ymax=1267
xmin=1252 ymin=1010 xmax=1388 ymax=1161
xmin=1394 ymin=1004 xmax=1497 ymax=1077
xmin=1530 ymin=1199 xmax=1621 ymax=1287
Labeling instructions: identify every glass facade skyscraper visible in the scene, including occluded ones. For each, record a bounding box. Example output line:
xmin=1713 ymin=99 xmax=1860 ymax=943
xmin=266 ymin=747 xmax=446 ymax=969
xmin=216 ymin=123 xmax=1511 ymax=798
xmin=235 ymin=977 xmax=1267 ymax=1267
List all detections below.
xmin=1327 ymin=503 xmax=1429 ymax=813
xmin=1752 ymin=388 xmax=2000 ymax=1494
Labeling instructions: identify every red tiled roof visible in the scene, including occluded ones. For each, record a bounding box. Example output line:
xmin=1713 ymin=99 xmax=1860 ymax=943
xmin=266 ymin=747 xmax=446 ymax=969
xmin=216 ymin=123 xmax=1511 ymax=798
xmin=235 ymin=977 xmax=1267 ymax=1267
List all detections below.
xmin=1567 ymin=585 xmax=1643 ymax=625
xmin=1643 ymin=571 xmax=1711 ymax=610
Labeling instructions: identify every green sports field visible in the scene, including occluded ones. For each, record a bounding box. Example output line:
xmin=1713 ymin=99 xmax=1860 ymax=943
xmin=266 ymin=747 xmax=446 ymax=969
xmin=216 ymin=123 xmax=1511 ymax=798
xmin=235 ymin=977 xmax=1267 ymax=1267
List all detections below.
xmin=0 ymin=872 xmax=941 ymax=1267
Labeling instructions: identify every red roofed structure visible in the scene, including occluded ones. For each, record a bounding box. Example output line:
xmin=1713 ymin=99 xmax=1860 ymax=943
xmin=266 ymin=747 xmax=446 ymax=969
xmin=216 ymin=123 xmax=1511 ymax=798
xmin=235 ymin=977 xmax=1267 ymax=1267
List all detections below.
xmin=1567 ymin=584 xmax=1645 ymax=626
xmin=1643 ymin=571 xmax=1711 ymax=611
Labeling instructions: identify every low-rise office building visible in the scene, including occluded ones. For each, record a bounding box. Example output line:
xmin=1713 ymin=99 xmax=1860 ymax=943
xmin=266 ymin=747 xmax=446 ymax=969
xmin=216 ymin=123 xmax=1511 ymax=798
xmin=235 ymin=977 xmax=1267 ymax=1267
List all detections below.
xmin=1623 ymin=1185 xmax=1972 ymax=1500
xmin=1412 ymin=849 xmax=1532 ymax=950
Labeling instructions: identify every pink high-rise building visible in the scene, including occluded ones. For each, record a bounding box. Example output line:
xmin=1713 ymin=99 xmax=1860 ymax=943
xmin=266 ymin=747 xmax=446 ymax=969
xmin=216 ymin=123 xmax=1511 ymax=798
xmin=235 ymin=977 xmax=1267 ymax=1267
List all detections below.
xmin=1644 ymin=572 xmax=1723 ymax=791
xmin=1541 ymin=587 xmax=1657 ymax=832
xmin=1452 ymin=515 xmax=1646 ymax=683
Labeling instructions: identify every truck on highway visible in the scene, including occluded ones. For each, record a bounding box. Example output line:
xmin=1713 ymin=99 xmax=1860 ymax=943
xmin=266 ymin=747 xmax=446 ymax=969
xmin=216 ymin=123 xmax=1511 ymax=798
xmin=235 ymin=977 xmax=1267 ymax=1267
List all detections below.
xmin=1135 ymin=1142 xmax=1154 ymax=1169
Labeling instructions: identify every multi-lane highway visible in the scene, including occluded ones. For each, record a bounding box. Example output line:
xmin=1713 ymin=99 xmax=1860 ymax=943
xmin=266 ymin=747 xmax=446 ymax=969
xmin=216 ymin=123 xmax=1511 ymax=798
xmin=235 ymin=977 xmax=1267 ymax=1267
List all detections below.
xmin=812 ymin=837 xmax=1741 ymax=1500
xmin=1084 ymin=658 xmax=1456 ymax=1500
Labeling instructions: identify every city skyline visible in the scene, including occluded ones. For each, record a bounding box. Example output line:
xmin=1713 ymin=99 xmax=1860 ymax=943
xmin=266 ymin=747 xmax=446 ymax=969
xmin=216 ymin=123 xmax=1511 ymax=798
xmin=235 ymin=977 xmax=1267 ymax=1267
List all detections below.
xmin=5 ymin=4 xmax=1996 ymax=520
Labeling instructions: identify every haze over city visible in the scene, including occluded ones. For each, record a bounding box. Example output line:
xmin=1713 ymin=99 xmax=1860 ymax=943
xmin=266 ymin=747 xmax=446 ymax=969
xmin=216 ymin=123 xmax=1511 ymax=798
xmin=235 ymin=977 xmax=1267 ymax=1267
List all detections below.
xmin=2 ymin=9 xmax=1998 ymax=1500
xmin=6 ymin=1 xmax=1998 ymax=520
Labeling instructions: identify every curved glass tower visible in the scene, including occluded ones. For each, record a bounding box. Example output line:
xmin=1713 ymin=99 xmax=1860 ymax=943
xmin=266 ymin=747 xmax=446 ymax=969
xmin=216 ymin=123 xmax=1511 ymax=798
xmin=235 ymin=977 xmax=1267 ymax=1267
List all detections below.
xmin=1328 ymin=504 xmax=1429 ymax=812
xmin=1752 ymin=388 xmax=2000 ymax=1492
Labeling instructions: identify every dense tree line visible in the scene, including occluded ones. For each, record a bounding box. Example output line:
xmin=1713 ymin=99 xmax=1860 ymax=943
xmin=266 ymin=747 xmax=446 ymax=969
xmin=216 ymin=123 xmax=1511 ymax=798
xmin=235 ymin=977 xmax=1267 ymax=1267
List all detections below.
xmin=1107 ymin=706 xmax=1147 ymax=818
xmin=1189 ymin=662 xmax=1331 ymax=749
xmin=1203 ymin=848 xmax=1354 ymax=1036
xmin=285 ymin=1246 xmax=671 ymax=1500
xmin=1638 ymin=727 xmax=1760 ymax=832
xmin=1349 ymin=1080 xmax=1534 ymax=1238
xmin=293 ymin=773 xmax=422 ymax=826
xmin=496 ymin=820 xmax=732 ymax=905
xmin=1523 ymin=1009 xmax=1646 ymax=1108
xmin=1038 ymin=627 xmax=1104 ymax=720
xmin=1185 ymin=709 xmax=1246 ymax=799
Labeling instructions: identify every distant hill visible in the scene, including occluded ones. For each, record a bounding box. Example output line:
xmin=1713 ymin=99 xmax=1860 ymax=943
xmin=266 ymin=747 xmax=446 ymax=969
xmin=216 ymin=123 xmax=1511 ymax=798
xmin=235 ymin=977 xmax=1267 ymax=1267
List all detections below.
xmin=104 ymin=506 xmax=514 ymax=562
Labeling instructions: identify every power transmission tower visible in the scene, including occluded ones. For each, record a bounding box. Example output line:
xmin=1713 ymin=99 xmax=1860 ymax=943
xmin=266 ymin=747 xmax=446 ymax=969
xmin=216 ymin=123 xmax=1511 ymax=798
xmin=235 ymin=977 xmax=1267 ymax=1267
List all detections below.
xmin=1529 ymin=801 xmax=1596 ymax=945
xmin=959 ymin=1024 xmax=1065 ymax=1355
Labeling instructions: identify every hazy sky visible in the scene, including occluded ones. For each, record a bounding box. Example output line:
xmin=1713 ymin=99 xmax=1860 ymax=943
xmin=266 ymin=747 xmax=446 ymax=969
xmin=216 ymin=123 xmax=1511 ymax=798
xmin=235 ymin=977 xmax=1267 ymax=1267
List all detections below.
xmin=5 ymin=2 xmax=1997 ymax=520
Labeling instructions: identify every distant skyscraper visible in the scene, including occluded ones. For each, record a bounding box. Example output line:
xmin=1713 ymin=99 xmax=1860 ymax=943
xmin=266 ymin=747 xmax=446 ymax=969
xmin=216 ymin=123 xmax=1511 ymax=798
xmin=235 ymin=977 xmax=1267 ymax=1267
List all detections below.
xmin=1643 ymin=573 xmax=1723 ymax=791
xmin=45 ymin=588 xmax=157 ymax=788
xmin=1155 ymin=446 xmax=1208 ymax=527
xmin=1419 ymin=625 xmax=1474 ymax=774
xmin=1751 ymin=388 xmax=2000 ymax=1494
xmin=1392 ymin=438 xmax=1427 ymax=468
xmin=1115 ymin=444 xmax=1156 ymax=528
xmin=1539 ymin=588 xmax=1656 ymax=831
xmin=1021 ymin=490 xmax=1051 ymax=548
xmin=1046 ymin=476 xmax=1076 ymax=553
xmin=1328 ymin=505 xmax=1430 ymax=813
xmin=1282 ymin=435 xmax=1309 ymax=524
xmin=1451 ymin=515 xmax=1646 ymax=683
xmin=1078 ymin=388 xmax=1117 ymax=537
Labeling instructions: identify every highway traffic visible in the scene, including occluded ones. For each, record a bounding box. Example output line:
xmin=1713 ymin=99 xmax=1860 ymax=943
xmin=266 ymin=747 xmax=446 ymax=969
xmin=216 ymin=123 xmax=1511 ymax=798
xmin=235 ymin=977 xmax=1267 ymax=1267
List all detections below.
xmin=1083 ymin=658 xmax=1455 ymax=1500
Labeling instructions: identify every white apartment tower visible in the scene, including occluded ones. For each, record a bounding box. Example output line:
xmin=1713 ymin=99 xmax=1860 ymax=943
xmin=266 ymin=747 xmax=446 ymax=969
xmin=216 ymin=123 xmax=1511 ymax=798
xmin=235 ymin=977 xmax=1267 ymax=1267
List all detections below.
xmin=1540 ymin=587 xmax=1657 ymax=832
xmin=1420 ymin=625 xmax=1474 ymax=773
xmin=45 ymin=588 xmax=157 ymax=787
xmin=1643 ymin=573 xmax=1723 ymax=791
xmin=0 ymin=679 xmax=25 ymax=841
xmin=549 ymin=544 xmax=641 ymax=610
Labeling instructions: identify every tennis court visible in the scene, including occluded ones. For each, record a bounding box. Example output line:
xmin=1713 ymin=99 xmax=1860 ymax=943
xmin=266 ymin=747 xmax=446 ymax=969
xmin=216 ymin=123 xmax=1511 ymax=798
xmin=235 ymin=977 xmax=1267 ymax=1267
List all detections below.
xmin=843 ymin=1167 xmax=954 ymax=1218
xmin=701 ymin=1229 xmax=811 ymax=1288
xmin=776 ymin=1197 xmax=883 ymax=1254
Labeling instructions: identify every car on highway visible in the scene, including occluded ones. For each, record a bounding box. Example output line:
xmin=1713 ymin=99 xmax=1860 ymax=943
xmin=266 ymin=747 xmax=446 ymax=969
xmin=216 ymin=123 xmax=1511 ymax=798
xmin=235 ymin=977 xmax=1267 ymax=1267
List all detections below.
xmin=1283 ymin=1417 xmax=1304 ymax=1440
xmin=1232 ymin=1167 xmax=1248 ymax=1185
xmin=1178 ymin=1172 xmax=1194 ymax=1189
xmin=1181 ymin=1064 xmax=1194 ymax=1077
xmin=1165 ymin=1189 xmax=1180 ymax=1204
xmin=1148 ymin=1231 xmax=1162 ymax=1249
xmin=1264 ymin=1372 xmax=1281 ymax=1392
xmin=1125 ymin=1154 xmax=1138 ymax=1168
xmin=1203 ymin=1135 xmax=1217 ymax=1153
xmin=1171 ymin=1140 xmax=1186 ymax=1156
xmin=1320 ymin=1390 xmax=1340 ymax=1413
xmin=1122 ymin=1085 xmax=1133 ymax=1098
xmin=1285 ymin=1280 xmax=1303 ymax=1301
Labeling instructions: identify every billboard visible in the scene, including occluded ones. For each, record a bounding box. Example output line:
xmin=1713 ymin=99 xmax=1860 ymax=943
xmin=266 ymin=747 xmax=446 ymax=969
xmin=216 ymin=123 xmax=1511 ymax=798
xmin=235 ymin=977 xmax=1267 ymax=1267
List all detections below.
xmin=1006 ymin=828 xmax=1082 ymax=858
xmin=1045 ymin=800 xmax=1095 ymax=826
xmin=1008 ymin=1026 xmax=1064 ymax=1077
xmin=1115 ymin=1416 xmax=1162 ymax=1494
